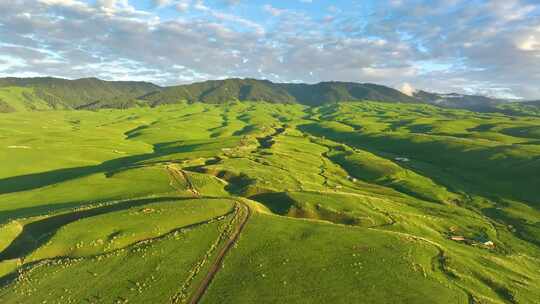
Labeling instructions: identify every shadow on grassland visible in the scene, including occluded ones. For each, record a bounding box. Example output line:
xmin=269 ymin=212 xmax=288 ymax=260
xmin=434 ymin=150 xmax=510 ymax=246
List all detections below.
xmin=297 ymin=122 xmax=540 ymax=209
xmin=0 ymin=140 xmax=214 ymax=195
xmin=0 ymin=196 xmax=186 ymax=261
xmin=250 ymin=192 xmax=360 ymax=226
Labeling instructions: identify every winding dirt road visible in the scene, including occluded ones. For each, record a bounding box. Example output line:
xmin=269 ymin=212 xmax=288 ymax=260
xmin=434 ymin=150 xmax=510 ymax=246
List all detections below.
xmin=187 ymin=202 xmax=251 ymax=304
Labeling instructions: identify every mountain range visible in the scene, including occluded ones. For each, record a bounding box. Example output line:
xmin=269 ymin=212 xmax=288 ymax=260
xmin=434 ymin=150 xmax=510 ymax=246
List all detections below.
xmin=412 ymin=90 xmax=511 ymax=112
xmin=0 ymin=76 xmax=536 ymax=114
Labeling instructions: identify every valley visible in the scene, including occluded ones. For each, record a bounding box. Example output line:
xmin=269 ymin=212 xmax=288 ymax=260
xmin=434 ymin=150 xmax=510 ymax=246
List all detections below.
xmin=0 ymin=100 xmax=538 ymax=303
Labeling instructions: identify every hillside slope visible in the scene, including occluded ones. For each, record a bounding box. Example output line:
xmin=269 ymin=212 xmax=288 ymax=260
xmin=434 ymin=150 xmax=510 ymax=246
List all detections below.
xmin=0 ymin=77 xmax=161 ymax=111
xmin=3 ymin=77 xmax=537 ymax=115
xmin=0 ymin=101 xmax=538 ymax=303
xmin=497 ymin=100 xmax=540 ymax=117
xmin=142 ymin=78 xmax=419 ymax=106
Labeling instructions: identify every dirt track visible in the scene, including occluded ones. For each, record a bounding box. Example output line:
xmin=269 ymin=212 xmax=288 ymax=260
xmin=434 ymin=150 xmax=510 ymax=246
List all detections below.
xmin=188 ymin=202 xmax=251 ymax=304
xmin=166 ymin=165 xmax=200 ymax=197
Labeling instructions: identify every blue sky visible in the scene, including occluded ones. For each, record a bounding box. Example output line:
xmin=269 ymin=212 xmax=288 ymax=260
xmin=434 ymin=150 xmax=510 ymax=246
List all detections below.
xmin=1 ymin=0 xmax=540 ymax=98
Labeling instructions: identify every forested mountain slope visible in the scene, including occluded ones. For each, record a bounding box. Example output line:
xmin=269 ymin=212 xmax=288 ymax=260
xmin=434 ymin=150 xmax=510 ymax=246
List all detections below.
xmin=0 ymin=77 xmax=161 ymax=111
xmin=141 ymin=78 xmax=419 ymax=105
xmin=0 ymin=77 xmax=418 ymax=112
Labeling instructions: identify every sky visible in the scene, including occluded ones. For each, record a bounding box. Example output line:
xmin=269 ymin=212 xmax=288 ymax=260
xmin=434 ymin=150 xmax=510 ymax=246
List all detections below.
xmin=1 ymin=0 xmax=540 ymax=99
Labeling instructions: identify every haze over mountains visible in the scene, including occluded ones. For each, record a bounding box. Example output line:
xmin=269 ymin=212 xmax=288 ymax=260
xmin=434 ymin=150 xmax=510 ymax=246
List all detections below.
xmin=0 ymin=77 xmax=535 ymax=114
xmin=412 ymin=90 xmax=511 ymax=112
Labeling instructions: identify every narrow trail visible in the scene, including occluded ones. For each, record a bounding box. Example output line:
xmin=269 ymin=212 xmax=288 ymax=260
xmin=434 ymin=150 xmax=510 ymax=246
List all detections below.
xmin=0 ymin=209 xmax=236 ymax=287
xmin=179 ymin=169 xmax=200 ymax=197
xmin=186 ymin=202 xmax=251 ymax=304
xmin=166 ymin=165 xmax=200 ymax=197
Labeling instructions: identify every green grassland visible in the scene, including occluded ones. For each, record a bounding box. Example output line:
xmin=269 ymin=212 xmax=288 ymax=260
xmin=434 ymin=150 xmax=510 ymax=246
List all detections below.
xmin=0 ymin=101 xmax=539 ymax=303
xmin=0 ymin=87 xmax=59 ymax=112
xmin=0 ymin=219 xmax=233 ymax=303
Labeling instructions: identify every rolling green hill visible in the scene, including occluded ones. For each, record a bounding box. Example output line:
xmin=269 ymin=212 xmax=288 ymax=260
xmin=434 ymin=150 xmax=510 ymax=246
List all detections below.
xmin=497 ymin=100 xmax=540 ymax=117
xmin=141 ymin=78 xmax=297 ymax=105
xmin=0 ymin=77 xmax=420 ymax=112
xmin=523 ymin=100 xmax=540 ymax=106
xmin=0 ymin=77 xmax=161 ymax=111
xmin=0 ymin=101 xmax=538 ymax=303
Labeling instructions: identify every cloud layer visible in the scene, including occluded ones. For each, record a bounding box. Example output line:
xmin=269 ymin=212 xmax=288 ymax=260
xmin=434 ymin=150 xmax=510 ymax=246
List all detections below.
xmin=0 ymin=0 xmax=539 ymax=98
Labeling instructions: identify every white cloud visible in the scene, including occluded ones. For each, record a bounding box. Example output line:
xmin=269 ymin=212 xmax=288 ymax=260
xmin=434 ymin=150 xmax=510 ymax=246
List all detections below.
xmin=519 ymin=36 xmax=539 ymax=51
xmin=486 ymin=0 xmax=535 ymax=22
xmin=37 ymin=0 xmax=91 ymax=11
xmin=38 ymin=0 xmax=83 ymax=5
xmin=176 ymin=0 xmax=191 ymax=12
xmin=211 ymin=11 xmax=265 ymax=35
xmin=193 ymin=0 xmax=209 ymax=11
xmin=516 ymin=30 xmax=540 ymax=51
xmin=398 ymin=82 xmax=416 ymax=96
xmin=96 ymin=0 xmax=134 ymax=15
xmin=360 ymin=66 xmax=417 ymax=79
xmin=0 ymin=55 xmax=28 ymax=71
xmin=2 ymin=0 xmax=540 ymax=98
xmin=153 ymin=0 xmax=173 ymax=8
xmin=263 ymin=4 xmax=286 ymax=17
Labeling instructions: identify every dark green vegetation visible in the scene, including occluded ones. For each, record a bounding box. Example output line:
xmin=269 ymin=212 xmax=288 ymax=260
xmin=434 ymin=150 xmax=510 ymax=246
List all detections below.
xmin=0 ymin=77 xmax=160 ymax=111
xmin=0 ymin=100 xmax=539 ymax=303
xmin=141 ymin=79 xmax=418 ymax=106
xmin=3 ymin=76 xmax=538 ymax=115
xmin=498 ymin=100 xmax=540 ymax=117
xmin=0 ymin=77 xmax=429 ymax=113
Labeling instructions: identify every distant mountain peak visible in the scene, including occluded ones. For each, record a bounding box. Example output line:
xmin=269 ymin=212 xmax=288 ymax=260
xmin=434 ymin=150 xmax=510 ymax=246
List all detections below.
xmin=412 ymin=90 xmax=511 ymax=111
xmin=1 ymin=76 xmax=529 ymax=113
xmin=140 ymin=78 xmax=420 ymax=106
